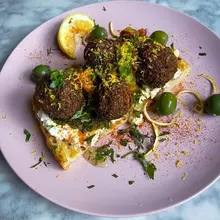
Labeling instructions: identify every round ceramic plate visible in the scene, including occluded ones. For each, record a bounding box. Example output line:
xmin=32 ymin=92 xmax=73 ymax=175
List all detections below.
xmin=1 ymin=1 xmax=220 ymax=217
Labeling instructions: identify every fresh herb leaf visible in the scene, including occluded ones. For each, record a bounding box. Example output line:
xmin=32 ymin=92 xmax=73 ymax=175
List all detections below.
xmin=170 ymin=42 xmax=175 ymax=51
xmin=90 ymin=72 xmax=97 ymax=80
xmin=116 ymin=154 xmax=121 ymax=158
xmin=46 ymin=125 xmax=54 ymax=129
xmin=101 ymin=120 xmax=111 ymax=128
xmin=95 ymin=142 xmax=115 ymax=163
xmin=102 ymin=6 xmax=106 ymax=11
xmin=120 ymin=139 xmax=129 ymax=146
xmin=117 ymin=127 xmax=130 ymax=135
xmin=128 ymin=145 xmax=132 ymax=150
xmin=159 ymin=131 xmax=170 ymax=136
xmin=134 ymin=152 xmax=157 ymax=180
xmin=30 ymin=152 xmax=45 ymax=168
xmin=51 ymin=146 xmax=58 ymax=151
xmin=199 ymin=52 xmax=206 ymax=56
xmin=134 ymin=111 xmax=142 ymax=118
xmin=24 ymin=129 xmax=31 ymax=142
xmin=47 ymin=48 xmax=52 ymax=56
xmin=87 ymin=185 xmax=95 ymax=189
xmin=121 ymin=151 xmax=136 ymax=158
xmin=132 ymin=92 xmax=142 ymax=103
xmin=146 ymin=162 xmax=157 ymax=180
xmin=84 ymin=134 xmax=96 ymax=145
xmin=159 ymin=138 xmax=166 ymax=142
xmin=43 ymin=161 xmax=48 ymax=167
xmin=128 ymin=180 xmax=135 ymax=185
xmin=71 ymin=105 xmax=92 ymax=122
xmin=129 ymin=126 xmax=146 ymax=150
xmin=50 ymin=71 xmax=64 ymax=89
xmin=112 ymin=174 xmax=118 ymax=178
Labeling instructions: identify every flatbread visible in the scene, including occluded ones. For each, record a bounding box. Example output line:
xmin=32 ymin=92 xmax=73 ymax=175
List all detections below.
xmin=33 ymin=58 xmax=191 ymax=170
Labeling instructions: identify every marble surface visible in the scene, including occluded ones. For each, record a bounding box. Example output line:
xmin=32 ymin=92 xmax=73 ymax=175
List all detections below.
xmin=0 ymin=0 xmax=220 ymax=219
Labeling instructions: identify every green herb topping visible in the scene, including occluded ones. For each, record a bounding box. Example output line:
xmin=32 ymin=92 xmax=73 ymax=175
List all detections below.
xmin=30 ymin=152 xmax=45 ymax=169
xmin=128 ymin=126 xmax=147 ymax=150
xmin=85 ymin=134 xmax=96 ymax=145
xmin=159 ymin=131 xmax=170 ymax=136
xmin=71 ymin=107 xmax=92 ymax=122
xmin=95 ymin=142 xmax=115 ymax=163
xmin=51 ymin=146 xmax=58 ymax=151
xmin=128 ymin=180 xmax=135 ymax=185
xmin=117 ymin=126 xmax=148 ymax=150
xmin=112 ymin=174 xmax=118 ymax=178
xmin=87 ymin=185 xmax=95 ymax=189
xmin=50 ymin=70 xmax=64 ymax=89
xmin=199 ymin=53 xmax=206 ymax=56
xmin=134 ymin=153 xmax=157 ymax=180
xmin=24 ymin=129 xmax=31 ymax=142
xmin=120 ymin=139 xmax=129 ymax=146
xmin=132 ymin=92 xmax=142 ymax=103
xmin=159 ymin=138 xmax=166 ymax=142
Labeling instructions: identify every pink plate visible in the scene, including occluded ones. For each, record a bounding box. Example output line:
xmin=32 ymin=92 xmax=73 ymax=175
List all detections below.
xmin=0 ymin=1 xmax=220 ymax=217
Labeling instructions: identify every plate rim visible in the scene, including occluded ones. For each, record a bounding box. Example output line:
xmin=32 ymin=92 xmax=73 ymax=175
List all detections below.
xmin=1 ymin=1 xmax=220 ymax=217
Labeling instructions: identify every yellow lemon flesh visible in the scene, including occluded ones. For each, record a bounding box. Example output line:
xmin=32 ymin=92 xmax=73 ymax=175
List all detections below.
xmin=57 ymin=13 xmax=95 ymax=59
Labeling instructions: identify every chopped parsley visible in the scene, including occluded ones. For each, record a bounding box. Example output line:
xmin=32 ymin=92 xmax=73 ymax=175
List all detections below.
xmin=134 ymin=152 xmax=157 ymax=180
xmin=46 ymin=125 xmax=54 ymax=129
xmin=102 ymin=6 xmax=106 ymax=11
xmin=117 ymin=127 xmax=130 ymax=135
xmin=170 ymin=42 xmax=175 ymax=52
xmin=128 ymin=126 xmax=147 ymax=150
xmin=51 ymin=146 xmax=58 ymax=151
xmin=30 ymin=152 xmax=45 ymax=168
xmin=159 ymin=131 xmax=170 ymax=136
xmin=24 ymin=129 xmax=31 ymax=142
xmin=132 ymin=91 xmax=142 ymax=103
xmin=120 ymin=139 xmax=129 ymax=146
xmin=95 ymin=142 xmax=115 ymax=163
xmin=121 ymin=151 xmax=157 ymax=179
xmin=117 ymin=126 xmax=147 ymax=150
xmin=199 ymin=52 xmax=207 ymax=56
xmin=112 ymin=174 xmax=118 ymax=178
xmin=87 ymin=185 xmax=95 ymax=189
xmin=134 ymin=111 xmax=142 ymax=118
xmin=50 ymin=71 xmax=64 ymax=89
xmin=116 ymin=154 xmax=121 ymax=158
xmin=121 ymin=151 xmax=136 ymax=158
xmin=71 ymin=108 xmax=91 ymax=122
xmin=159 ymin=138 xmax=166 ymax=142
xmin=47 ymin=48 xmax=52 ymax=56
xmin=84 ymin=134 xmax=96 ymax=145
xmin=128 ymin=180 xmax=135 ymax=185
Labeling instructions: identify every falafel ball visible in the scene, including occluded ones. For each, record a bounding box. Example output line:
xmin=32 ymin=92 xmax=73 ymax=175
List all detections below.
xmin=95 ymin=77 xmax=132 ymax=120
xmin=34 ymin=68 xmax=84 ymax=119
xmin=84 ymin=39 xmax=117 ymax=72
xmin=136 ymin=43 xmax=178 ymax=88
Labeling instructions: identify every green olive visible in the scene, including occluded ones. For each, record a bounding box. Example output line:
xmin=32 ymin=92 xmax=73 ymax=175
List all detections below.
xmin=204 ymin=94 xmax=220 ymax=116
xmin=156 ymin=92 xmax=177 ymax=116
xmin=90 ymin=26 xmax=108 ymax=40
xmin=32 ymin=65 xmax=51 ymax=82
xmin=150 ymin=30 xmax=169 ymax=45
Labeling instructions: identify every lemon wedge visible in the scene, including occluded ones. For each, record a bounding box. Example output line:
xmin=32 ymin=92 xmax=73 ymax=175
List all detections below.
xmin=57 ymin=13 xmax=95 ymax=59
